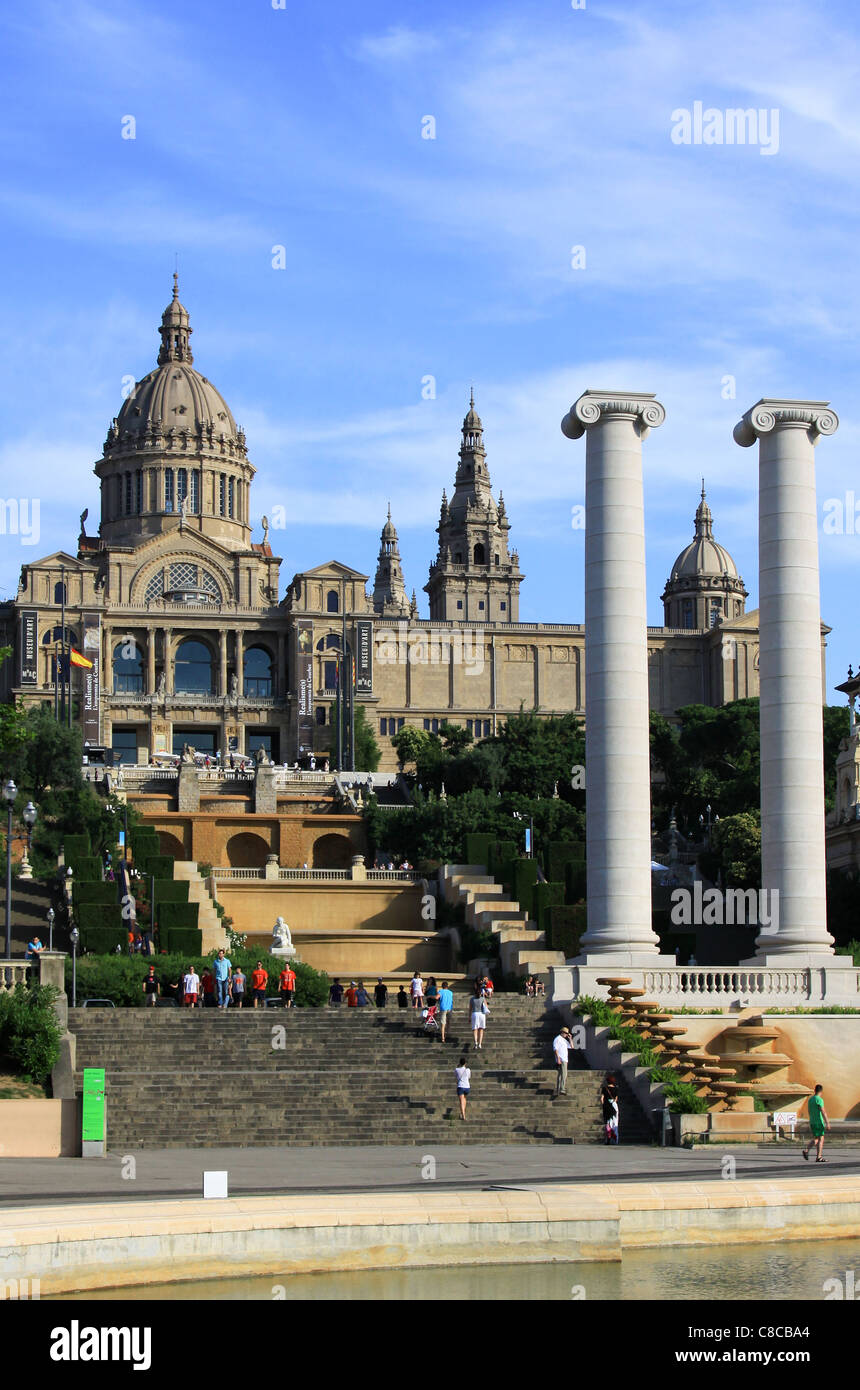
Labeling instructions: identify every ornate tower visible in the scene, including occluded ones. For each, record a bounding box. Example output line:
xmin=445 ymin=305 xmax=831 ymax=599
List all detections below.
xmin=94 ymin=278 xmax=255 ymax=550
xmin=661 ymin=482 xmax=747 ymax=629
xmin=372 ymin=505 xmax=410 ymax=615
xmin=424 ymin=392 xmax=523 ymax=622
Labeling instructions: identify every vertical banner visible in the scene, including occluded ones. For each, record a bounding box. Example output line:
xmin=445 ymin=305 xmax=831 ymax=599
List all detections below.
xmin=82 ymin=612 xmax=102 ymax=745
xmin=19 ymin=609 xmax=37 ymax=685
xmin=294 ymin=619 xmax=314 ymax=758
xmin=355 ymin=618 xmax=373 ymax=694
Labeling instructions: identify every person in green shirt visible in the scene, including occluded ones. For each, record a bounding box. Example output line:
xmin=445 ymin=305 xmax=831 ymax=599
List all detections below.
xmin=802 ymin=1084 xmax=830 ymax=1163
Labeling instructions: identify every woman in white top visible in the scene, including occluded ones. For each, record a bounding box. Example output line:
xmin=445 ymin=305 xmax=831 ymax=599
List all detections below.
xmin=410 ymin=972 xmax=424 ymax=1011
xmin=469 ymin=985 xmax=489 ymax=1050
xmin=455 ymin=1057 xmax=471 ymax=1120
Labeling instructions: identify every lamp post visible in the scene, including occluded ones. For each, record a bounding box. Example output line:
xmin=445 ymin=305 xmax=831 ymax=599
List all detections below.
xmin=19 ymin=801 xmax=37 ymax=881
xmin=3 ymin=779 xmax=16 ymax=960
xmin=513 ymin=810 xmax=535 ymax=859
xmin=698 ymin=803 xmax=719 ymax=848
xmin=46 ymin=907 xmax=55 ymax=952
xmin=70 ymin=926 xmax=79 ymax=1008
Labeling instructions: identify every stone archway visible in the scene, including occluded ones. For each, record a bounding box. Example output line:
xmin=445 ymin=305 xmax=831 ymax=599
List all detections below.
xmin=226 ymin=832 xmax=270 ymax=868
xmin=312 ymin=832 xmax=353 ymax=869
xmin=157 ymin=831 xmax=186 ymax=860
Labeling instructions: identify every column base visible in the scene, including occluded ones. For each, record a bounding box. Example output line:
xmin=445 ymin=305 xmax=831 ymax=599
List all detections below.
xmin=741 ymin=952 xmax=855 ymax=969
xmin=573 ymin=952 xmax=678 ymax=968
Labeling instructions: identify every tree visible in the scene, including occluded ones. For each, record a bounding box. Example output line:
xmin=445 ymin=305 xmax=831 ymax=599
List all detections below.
xmin=439 ymin=721 xmax=473 ymax=755
xmin=392 ymin=726 xmax=434 ymax=771
xmin=353 ymin=705 xmax=381 ymax=772
xmin=709 ymin=812 xmax=761 ymax=889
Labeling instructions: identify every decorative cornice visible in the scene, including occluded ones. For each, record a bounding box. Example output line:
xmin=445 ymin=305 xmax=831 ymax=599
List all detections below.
xmin=561 ymin=389 xmax=666 ymax=441
xmin=733 ymin=399 xmax=838 ymax=448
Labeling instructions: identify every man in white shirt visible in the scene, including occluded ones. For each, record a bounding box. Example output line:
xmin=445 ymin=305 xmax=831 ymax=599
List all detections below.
xmin=553 ymin=1026 xmax=572 ymax=1096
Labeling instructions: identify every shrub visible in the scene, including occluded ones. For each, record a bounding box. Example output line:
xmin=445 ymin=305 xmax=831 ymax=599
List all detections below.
xmin=136 ymin=856 xmax=174 ymax=880
xmin=533 ymin=880 xmax=564 ymax=932
xmin=73 ymin=882 xmax=118 ymax=908
xmin=511 ymin=858 xmax=537 ymax=911
xmin=546 ymin=840 xmax=584 ymax=886
xmin=158 ymin=901 xmax=199 ymax=932
xmin=0 ymin=983 xmax=62 ymax=1086
xmin=164 ymin=928 xmax=202 ymax=956
xmin=151 ymin=879 xmax=189 ymax=904
xmin=464 ymin=832 xmax=493 ymax=868
xmin=72 ymin=857 xmax=103 ymax=883
xmin=64 ymin=834 xmax=91 ymax=864
xmin=66 ymin=951 xmax=329 ymax=1008
xmin=547 ymin=904 xmax=586 ymax=957
xmin=81 ymin=928 xmax=127 ymax=955
xmin=459 ymin=924 xmax=498 ymax=964
xmin=574 ymin=995 xmax=709 ymax=1115
xmin=78 ymin=904 xmax=124 ymax=933
xmin=564 ymin=858 xmax=587 ymax=904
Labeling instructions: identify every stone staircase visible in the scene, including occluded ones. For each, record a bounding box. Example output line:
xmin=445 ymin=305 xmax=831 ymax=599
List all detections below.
xmin=440 ymin=864 xmax=567 ymax=978
xmin=68 ymin=995 xmax=655 ymax=1149
xmin=172 ymin=862 xmax=227 ymax=952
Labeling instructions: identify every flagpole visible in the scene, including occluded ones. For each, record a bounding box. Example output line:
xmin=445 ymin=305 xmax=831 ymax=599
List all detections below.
xmin=59 ymin=564 xmax=66 ymax=724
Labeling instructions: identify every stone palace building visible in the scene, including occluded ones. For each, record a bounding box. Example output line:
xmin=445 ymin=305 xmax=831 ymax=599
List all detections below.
xmin=1 ymin=283 xmax=763 ymax=771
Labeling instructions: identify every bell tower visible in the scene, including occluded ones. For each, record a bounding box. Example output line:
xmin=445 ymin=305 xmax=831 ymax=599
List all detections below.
xmin=424 ymin=392 xmax=523 ymax=622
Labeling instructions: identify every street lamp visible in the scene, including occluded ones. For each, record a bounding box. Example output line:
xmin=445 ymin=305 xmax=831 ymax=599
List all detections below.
xmin=46 ymin=907 xmax=55 ymax=952
xmin=3 ymin=779 xmax=16 ymax=960
xmin=513 ymin=810 xmax=535 ymax=859
xmin=19 ymin=801 xmax=37 ymax=881
xmin=69 ymin=926 xmax=79 ymax=1008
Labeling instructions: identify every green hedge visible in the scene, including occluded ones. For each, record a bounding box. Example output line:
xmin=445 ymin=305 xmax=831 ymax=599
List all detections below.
xmin=131 ymin=829 xmax=160 ymax=852
xmin=136 ymin=856 xmax=174 ymax=880
xmin=464 ymin=832 xmax=494 ymax=869
xmin=73 ymin=882 xmax=118 ymax=908
xmin=164 ymin=928 xmax=202 ymax=957
xmin=488 ymin=839 xmax=516 ymax=878
xmin=66 ymin=951 xmax=330 ymax=1008
xmin=512 ymin=858 xmax=538 ymax=912
xmin=64 ymin=834 xmax=91 ymax=864
xmin=72 ymin=856 xmax=103 ymax=883
xmin=78 ymin=904 xmax=124 ymax=933
xmin=152 ymin=879 xmax=188 ymax=904
xmin=532 ymin=880 xmax=565 ymax=933
xmin=546 ymin=840 xmax=584 ymax=885
xmin=565 ymin=858 xmax=587 ymax=904
xmin=0 ymin=982 xmax=62 ymax=1086
xmin=158 ymin=901 xmax=199 ymax=932
xmin=547 ymin=903 xmax=586 ymax=958
xmin=81 ymin=928 xmax=127 ymax=955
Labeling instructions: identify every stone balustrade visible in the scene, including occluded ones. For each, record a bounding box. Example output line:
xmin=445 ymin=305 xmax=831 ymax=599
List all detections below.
xmin=551 ymin=962 xmax=860 ymax=1009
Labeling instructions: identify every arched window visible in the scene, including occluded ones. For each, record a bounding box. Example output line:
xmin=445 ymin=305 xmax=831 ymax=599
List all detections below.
xmin=113 ymin=639 xmax=144 ymax=694
xmin=326 ymin=589 xmax=339 ymax=613
xmin=164 ymin=469 xmax=175 ymax=513
xmin=53 ymin=581 xmax=67 ymax=605
xmin=244 ymin=645 xmax=273 ymax=698
xmin=42 ymin=625 xmax=77 ymax=647
xmin=473 ymin=543 xmax=485 ymax=565
xmin=174 ymin=638 xmax=214 ymax=694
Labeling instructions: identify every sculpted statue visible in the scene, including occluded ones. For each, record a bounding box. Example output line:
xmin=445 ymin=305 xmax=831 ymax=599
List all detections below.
xmin=230 ymin=673 xmax=239 ymax=697
xmin=262 ymin=515 xmax=270 ymax=547
xmin=79 ymin=507 xmax=88 ymax=538
xmin=272 ymin=917 xmax=293 ymax=951
xmin=157 ymin=672 xmax=166 ymax=697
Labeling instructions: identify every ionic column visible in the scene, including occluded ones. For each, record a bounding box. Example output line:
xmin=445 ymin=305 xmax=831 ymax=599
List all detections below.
xmin=561 ymin=390 xmax=670 ymax=961
xmin=103 ymin=626 xmax=113 ymax=694
xmin=276 ymin=631 xmax=286 ymax=699
xmin=147 ymin=628 xmax=156 ymax=694
xmin=734 ymin=399 xmax=840 ymax=960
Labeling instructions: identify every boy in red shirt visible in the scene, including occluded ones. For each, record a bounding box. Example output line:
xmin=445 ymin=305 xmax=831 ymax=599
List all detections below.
xmin=345 ymin=981 xmax=359 ymax=1007
xmin=251 ymin=961 xmax=269 ymax=1009
xmin=279 ymin=964 xmax=297 ymax=1009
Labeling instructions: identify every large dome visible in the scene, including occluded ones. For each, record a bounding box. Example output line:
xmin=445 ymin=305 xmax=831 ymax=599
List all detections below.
xmin=115 ymin=362 xmax=238 ymax=446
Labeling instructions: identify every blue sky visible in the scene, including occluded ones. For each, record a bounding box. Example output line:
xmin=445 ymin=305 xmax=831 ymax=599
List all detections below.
xmin=1 ymin=0 xmax=859 ymax=700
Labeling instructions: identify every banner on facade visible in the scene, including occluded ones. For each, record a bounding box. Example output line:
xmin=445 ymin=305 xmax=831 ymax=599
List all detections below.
xmin=294 ymin=619 xmax=314 ymax=756
xmin=355 ymin=618 xmax=373 ymax=694
xmin=19 ymin=609 xmax=37 ymax=685
xmin=81 ymin=612 xmax=101 ymax=745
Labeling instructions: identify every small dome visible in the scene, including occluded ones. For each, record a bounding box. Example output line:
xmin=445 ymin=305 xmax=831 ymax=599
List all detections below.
xmin=463 ymin=387 xmax=483 ymax=432
xmin=668 ymin=483 xmax=739 ymax=580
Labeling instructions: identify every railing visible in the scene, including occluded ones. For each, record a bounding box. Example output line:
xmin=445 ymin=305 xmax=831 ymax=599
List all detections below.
xmin=0 ymin=961 xmax=33 ymax=994
xmin=210 ymin=866 xmax=421 ymax=883
xmin=366 ymin=869 xmax=421 ymax=881
xmin=272 ymin=771 xmax=335 ymax=787
xmin=641 ymin=967 xmax=815 ymax=1005
xmin=211 ymin=867 xmax=265 ymax=880
xmin=278 ymin=868 xmax=350 ymax=881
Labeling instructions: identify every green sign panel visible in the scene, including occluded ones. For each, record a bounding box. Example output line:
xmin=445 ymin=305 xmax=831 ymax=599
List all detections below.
xmin=82 ymin=1067 xmax=105 ymax=1143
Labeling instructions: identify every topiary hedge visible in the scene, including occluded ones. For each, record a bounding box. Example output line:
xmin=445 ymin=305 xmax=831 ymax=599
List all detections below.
xmin=73 ymin=882 xmax=118 ymax=908
xmin=64 ymin=834 xmax=91 ymax=864
xmin=151 ymin=879 xmax=188 ymax=904
xmin=158 ymin=901 xmax=199 ymax=932
xmin=164 ymin=928 xmax=202 ymax=957
xmin=546 ymin=839 xmax=584 ymax=886
xmin=66 ymin=951 xmax=329 ymax=1008
xmin=136 ymin=855 xmax=174 ymax=880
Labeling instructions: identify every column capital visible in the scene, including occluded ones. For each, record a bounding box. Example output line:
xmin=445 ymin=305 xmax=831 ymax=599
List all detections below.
xmin=733 ymin=398 xmax=838 ymax=448
xmin=561 ymin=389 xmax=666 ymax=441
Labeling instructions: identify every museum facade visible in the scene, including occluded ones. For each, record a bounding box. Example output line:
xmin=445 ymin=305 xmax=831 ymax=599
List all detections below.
xmin=1 ymin=283 xmax=763 ymax=771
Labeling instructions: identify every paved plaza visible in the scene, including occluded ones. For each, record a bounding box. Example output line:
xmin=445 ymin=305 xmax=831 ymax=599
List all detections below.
xmin=1 ymin=1141 xmax=857 ymax=1208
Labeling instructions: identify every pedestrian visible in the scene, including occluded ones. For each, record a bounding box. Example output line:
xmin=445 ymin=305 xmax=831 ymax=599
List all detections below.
xmin=26 ymin=935 xmax=45 ymax=961
xmin=329 ymin=978 xmax=344 ymax=1007
xmin=345 ymin=981 xmax=359 ymax=1007
xmin=230 ymin=966 xmax=246 ymax=1009
xmin=183 ymin=964 xmax=200 ymax=1009
xmin=279 ymin=962 xmax=297 ymax=1009
xmin=802 ymin=1084 xmax=831 ymax=1163
xmin=455 ymin=1056 xmax=471 ymax=1121
xmin=141 ymin=965 xmax=159 ymax=1007
xmin=469 ymin=984 xmax=489 ymax=1051
xmin=410 ymin=971 xmax=424 ymax=1011
xmin=601 ymin=1074 xmax=620 ymax=1144
xmin=250 ymin=960 xmax=269 ymax=1009
xmin=436 ymin=980 xmax=454 ymax=1042
xmin=356 ymin=981 xmax=372 ymax=1007
xmin=213 ymin=948 xmax=232 ymax=1009
xmin=200 ymin=966 xmax=216 ymax=1007
xmin=425 ymin=977 xmax=438 ymax=1009
xmin=553 ymin=1026 xmax=572 ymax=1096
xmin=396 ymin=985 xmax=409 ymax=1009
xmin=374 ymin=978 xmax=388 ymax=1008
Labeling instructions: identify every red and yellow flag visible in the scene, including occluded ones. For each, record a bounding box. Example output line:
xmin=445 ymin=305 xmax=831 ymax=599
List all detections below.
xmin=69 ymin=649 xmax=93 ymax=669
